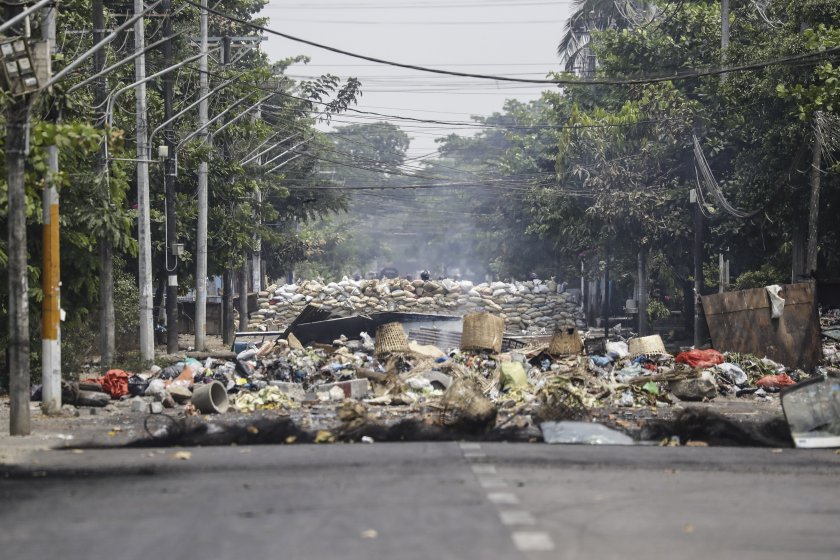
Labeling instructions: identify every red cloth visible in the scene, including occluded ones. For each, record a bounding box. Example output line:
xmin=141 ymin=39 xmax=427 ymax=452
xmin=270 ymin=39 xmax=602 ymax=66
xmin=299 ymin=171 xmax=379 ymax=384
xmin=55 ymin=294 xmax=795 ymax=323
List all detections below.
xmin=93 ymin=369 xmax=131 ymax=398
xmin=756 ymin=373 xmax=796 ymax=389
xmin=675 ymin=349 xmax=725 ymax=369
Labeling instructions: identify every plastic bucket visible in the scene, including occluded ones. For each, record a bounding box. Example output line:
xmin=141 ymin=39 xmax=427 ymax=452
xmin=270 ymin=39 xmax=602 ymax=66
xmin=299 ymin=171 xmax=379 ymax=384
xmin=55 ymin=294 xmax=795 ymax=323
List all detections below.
xmin=191 ymin=381 xmax=229 ymax=414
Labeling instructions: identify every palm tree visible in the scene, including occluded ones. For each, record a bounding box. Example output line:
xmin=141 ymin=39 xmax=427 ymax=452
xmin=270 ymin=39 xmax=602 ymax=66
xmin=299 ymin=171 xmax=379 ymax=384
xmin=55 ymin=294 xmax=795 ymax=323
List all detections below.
xmin=558 ymin=1 xmax=654 ymax=77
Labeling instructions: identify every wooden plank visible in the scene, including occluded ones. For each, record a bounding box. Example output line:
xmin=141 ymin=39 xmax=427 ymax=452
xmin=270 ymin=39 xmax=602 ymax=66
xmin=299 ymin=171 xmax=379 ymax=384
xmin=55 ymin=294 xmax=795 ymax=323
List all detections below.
xmin=701 ymin=282 xmax=821 ymax=370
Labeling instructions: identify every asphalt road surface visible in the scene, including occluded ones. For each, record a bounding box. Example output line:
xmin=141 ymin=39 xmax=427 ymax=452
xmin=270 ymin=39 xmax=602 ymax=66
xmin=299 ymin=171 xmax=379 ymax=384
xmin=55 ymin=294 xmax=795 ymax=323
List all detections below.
xmin=1 ymin=442 xmax=839 ymax=560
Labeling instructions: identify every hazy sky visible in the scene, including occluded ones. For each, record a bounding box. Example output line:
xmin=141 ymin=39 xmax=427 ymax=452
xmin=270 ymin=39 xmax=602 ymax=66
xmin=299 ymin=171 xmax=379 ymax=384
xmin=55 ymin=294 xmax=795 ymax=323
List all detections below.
xmin=261 ymin=0 xmax=575 ymax=158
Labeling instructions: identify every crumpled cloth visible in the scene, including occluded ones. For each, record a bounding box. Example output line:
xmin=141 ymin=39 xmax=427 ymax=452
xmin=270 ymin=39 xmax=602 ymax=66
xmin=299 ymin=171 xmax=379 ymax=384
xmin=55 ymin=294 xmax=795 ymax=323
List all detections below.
xmin=675 ymin=349 xmax=725 ymax=369
xmin=756 ymin=373 xmax=796 ymax=389
xmin=84 ymin=369 xmax=131 ymax=398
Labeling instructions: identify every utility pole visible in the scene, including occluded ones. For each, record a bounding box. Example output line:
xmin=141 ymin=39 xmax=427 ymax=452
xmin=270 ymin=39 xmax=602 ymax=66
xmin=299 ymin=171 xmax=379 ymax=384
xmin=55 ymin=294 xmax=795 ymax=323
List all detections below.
xmin=5 ymin=2 xmax=31 ymax=435
xmin=135 ymin=0 xmax=155 ymax=363
xmin=720 ymin=0 xmax=730 ymax=82
xmin=252 ymin=187 xmax=262 ymax=292
xmin=40 ymin=3 xmax=60 ymax=414
xmin=692 ymin=189 xmax=705 ymax=347
xmin=251 ymin=106 xmax=262 ymax=294
xmin=163 ymin=0 xmax=179 ymax=354
xmin=238 ymin=264 xmax=249 ymax=331
xmin=807 ymin=116 xmax=822 ymax=276
xmin=637 ymin=246 xmax=649 ymax=336
xmin=221 ymin=113 xmax=234 ymax=346
xmin=94 ymin=0 xmax=115 ymax=367
xmin=721 ymin=0 xmax=730 ymax=51
xmin=222 ymin=271 xmax=234 ymax=345
xmin=195 ymin=0 xmax=209 ymax=351
xmin=602 ymin=243 xmax=610 ymax=339
xmin=718 ymin=253 xmax=730 ymax=293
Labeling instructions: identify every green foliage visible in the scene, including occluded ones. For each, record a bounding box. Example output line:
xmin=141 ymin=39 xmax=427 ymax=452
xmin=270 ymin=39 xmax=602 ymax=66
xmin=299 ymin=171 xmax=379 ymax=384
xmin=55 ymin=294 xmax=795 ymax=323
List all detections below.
xmin=733 ymin=265 xmax=787 ymax=291
xmin=647 ymin=298 xmax=671 ymax=322
xmin=61 ymin=317 xmax=98 ymax=380
xmin=113 ymin=257 xmax=139 ymax=352
xmin=0 ymin=0 xmax=365 ymax=372
xmin=776 ymin=25 xmax=840 ymax=120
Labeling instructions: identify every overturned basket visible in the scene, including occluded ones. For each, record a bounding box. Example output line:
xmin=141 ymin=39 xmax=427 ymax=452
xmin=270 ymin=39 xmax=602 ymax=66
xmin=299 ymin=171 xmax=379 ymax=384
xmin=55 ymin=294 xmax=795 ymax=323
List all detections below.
xmin=548 ymin=327 xmax=583 ymax=356
xmin=537 ymin=383 xmax=590 ymax=422
xmin=374 ymin=322 xmax=409 ymax=357
xmin=461 ymin=312 xmax=504 ymax=354
xmin=628 ymin=335 xmax=667 ymax=358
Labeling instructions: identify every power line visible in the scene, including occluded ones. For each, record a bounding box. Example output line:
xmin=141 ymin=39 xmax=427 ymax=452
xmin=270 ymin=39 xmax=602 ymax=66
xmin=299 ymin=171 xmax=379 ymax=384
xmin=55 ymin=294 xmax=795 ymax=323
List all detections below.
xmin=191 ymin=65 xmax=677 ymax=133
xmin=181 ymin=0 xmax=840 ymax=86
xmin=261 ymin=1 xmax=573 ymax=9
xmin=261 ymin=18 xmax=567 ymax=25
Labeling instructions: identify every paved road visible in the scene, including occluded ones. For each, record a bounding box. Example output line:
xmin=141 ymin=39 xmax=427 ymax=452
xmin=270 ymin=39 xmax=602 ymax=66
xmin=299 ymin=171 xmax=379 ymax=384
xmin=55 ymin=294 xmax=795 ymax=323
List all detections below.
xmin=1 ymin=442 xmax=839 ymax=560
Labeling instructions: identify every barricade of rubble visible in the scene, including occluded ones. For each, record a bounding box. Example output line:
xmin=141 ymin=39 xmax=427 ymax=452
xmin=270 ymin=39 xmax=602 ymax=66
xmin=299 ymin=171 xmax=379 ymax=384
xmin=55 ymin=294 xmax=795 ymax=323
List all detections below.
xmin=50 ymin=316 xmax=832 ymax=449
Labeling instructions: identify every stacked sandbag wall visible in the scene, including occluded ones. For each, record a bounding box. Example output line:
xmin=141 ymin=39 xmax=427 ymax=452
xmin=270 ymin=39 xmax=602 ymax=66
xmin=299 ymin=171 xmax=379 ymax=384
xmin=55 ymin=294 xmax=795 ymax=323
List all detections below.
xmin=244 ymin=278 xmax=586 ymax=333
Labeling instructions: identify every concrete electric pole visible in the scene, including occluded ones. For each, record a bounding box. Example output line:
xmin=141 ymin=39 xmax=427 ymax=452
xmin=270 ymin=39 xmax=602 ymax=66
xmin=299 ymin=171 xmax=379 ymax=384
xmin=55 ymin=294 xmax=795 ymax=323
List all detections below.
xmin=40 ymin=2 xmax=60 ymax=415
xmin=94 ymin=0 xmax=115 ymax=367
xmin=135 ymin=0 xmax=155 ymax=363
xmin=195 ymin=0 xmax=209 ymax=351
xmin=162 ymin=0 xmax=179 ymax=354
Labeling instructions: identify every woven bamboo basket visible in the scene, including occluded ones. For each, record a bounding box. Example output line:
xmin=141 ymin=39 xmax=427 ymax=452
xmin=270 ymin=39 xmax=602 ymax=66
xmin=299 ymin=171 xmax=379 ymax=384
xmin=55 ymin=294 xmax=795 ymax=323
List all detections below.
xmin=628 ymin=335 xmax=667 ymax=358
xmin=374 ymin=322 xmax=409 ymax=357
xmin=548 ymin=327 xmax=583 ymax=356
xmin=460 ymin=312 xmax=504 ymax=353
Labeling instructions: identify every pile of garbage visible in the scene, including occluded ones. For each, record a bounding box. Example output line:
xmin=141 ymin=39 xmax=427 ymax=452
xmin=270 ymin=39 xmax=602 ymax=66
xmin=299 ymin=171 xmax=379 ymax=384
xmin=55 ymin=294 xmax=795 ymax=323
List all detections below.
xmin=245 ymin=277 xmax=585 ymax=333
xmin=73 ymin=324 xmax=815 ymax=427
xmin=45 ymin=308 xmax=840 ymax=450
xmin=820 ymin=307 xmax=840 ymax=365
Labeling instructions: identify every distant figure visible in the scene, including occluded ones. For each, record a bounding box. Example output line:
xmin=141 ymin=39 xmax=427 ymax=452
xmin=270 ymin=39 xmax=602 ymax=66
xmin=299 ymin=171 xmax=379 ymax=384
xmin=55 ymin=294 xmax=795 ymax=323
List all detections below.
xmin=420 ymin=270 xmax=431 ymax=281
xmin=352 ymin=273 xmax=362 ymax=281
xmin=379 ymin=266 xmax=399 ymax=279
xmin=528 ymin=272 xmax=538 ymax=281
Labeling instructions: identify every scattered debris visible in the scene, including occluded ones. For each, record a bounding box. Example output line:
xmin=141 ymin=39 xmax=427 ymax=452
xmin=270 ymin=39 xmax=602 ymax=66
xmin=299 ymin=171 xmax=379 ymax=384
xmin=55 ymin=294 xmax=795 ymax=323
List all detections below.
xmin=781 ymin=374 xmax=840 ymax=448
xmin=540 ymin=421 xmax=635 ymax=445
xmin=669 ymin=377 xmax=718 ymax=402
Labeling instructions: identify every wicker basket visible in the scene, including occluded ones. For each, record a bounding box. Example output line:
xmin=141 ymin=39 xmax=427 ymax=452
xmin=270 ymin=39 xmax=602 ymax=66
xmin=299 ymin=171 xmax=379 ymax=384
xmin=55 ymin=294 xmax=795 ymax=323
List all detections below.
xmin=628 ymin=335 xmax=667 ymax=358
xmin=374 ymin=322 xmax=409 ymax=357
xmin=460 ymin=312 xmax=504 ymax=353
xmin=548 ymin=327 xmax=583 ymax=356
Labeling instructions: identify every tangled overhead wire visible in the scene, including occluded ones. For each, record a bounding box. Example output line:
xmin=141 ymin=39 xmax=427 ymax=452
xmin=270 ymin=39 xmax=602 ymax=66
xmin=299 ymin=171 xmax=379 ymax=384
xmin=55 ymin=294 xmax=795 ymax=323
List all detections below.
xmin=692 ymin=134 xmax=760 ymax=220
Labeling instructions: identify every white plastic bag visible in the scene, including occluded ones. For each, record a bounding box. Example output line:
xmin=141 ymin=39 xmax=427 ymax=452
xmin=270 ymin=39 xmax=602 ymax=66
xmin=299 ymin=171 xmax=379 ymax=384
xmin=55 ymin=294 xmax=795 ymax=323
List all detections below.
xmin=766 ymin=284 xmax=785 ymax=319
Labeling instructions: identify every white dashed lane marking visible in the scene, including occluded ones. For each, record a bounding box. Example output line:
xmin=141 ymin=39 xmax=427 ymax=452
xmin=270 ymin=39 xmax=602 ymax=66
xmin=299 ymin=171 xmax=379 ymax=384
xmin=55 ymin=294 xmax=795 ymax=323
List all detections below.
xmin=487 ymin=492 xmax=520 ymax=505
xmin=458 ymin=443 xmax=553 ymax=554
xmin=463 ymin=452 xmax=486 ymax=459
xmin=479 ymin=477 xmax=509 ymax=488
xmin=511 ymin=531 xmax=556 ymax=552
xmin=499 ymin=510 xmax=536 ymax=526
